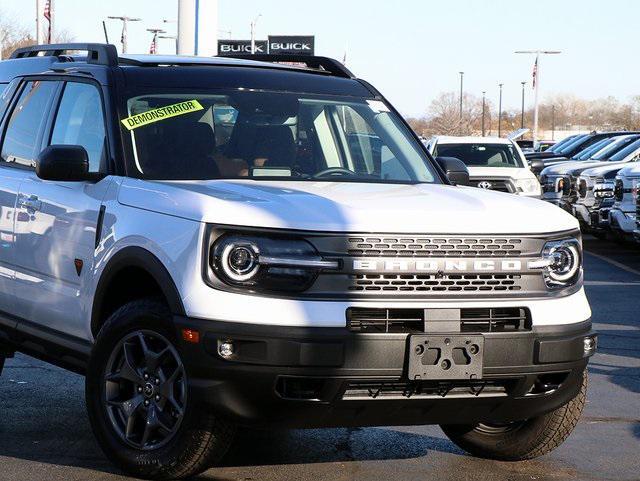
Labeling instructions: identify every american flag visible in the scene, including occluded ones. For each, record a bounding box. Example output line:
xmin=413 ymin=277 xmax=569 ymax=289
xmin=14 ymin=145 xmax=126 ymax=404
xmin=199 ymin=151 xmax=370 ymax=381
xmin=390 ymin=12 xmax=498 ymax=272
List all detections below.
xmin=43 ymin=0 xmax=52 ymax=43
xmin=532 ymin=57 xmax=538 ymax=89
xmin=149 ymin=34 xmax=157 ymax=54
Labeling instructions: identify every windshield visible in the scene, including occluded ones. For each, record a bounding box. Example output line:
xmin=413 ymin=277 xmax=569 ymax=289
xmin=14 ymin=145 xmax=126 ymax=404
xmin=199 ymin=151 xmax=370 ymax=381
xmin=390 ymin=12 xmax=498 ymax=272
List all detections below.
xmin=592 ymin=136 xmax=639 ymax=161
xmin=434 ymin=142 xmax=523 ymax=168
xmin=121 ymin=90 xmax=437 ymax=183
xmin=547 ymin=135 xmax=576 ymax=153
xmin=573 ymin=138 xmax=611 ymax=160
xmin=608 ymin=138 xmax=640 ymax=162
xmin=558 ymin=135 xmax=590 ymax=154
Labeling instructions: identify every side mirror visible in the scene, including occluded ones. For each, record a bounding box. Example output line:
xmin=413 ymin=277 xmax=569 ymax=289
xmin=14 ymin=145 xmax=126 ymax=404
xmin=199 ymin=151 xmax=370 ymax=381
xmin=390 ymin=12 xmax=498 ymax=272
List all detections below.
xmin=436 ymin=156 xmax=470 ymax=186
xmin=529 ymin=159 xmax=545 ymax=175
xmin=36 ymin=145 xmax=90 ymax=181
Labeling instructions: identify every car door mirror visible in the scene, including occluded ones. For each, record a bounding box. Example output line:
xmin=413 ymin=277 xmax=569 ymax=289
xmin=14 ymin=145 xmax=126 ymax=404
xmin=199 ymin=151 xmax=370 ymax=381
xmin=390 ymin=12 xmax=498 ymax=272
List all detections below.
xmin=436 ymin=156 xmax=470 ymax=186
xmin=36 ymin=145 xmax=90 ymax=181
xmin=529 ymin=159 xmax=545 ymax=175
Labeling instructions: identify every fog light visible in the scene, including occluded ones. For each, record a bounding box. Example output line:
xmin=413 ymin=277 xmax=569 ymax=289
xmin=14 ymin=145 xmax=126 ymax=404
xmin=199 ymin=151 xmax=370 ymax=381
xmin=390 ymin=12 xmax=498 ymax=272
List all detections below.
xmin=218 ymin=341 xmax=235 ymax=358
xmin=583 ymin=336 xmax=597 ymax=354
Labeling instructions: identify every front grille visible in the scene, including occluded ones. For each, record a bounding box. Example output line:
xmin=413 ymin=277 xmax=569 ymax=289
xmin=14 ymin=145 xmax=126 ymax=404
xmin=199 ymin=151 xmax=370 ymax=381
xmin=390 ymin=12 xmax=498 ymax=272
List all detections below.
xmin=636 ymin=190 xmax=640 ymax=226
xmin=347 ymin=237 xmax=523 ymax=257
xmin=346 ymin=307 xmax=531 ymax=333
xmin=471 ymin=178 xmax=513 ymax=193
xmin=460 ymin=307 xmax=531 ymax=332
xmin=349 ymin=273 xmax=523 ymax=293
xmin=342 ymin=380 xmax=513 ymax=400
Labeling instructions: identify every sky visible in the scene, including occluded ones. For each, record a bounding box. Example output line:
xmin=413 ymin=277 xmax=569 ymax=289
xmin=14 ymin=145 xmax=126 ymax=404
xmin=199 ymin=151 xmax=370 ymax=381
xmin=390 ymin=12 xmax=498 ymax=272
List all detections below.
xmin=1 ymin=0 xmax=639 ymax=117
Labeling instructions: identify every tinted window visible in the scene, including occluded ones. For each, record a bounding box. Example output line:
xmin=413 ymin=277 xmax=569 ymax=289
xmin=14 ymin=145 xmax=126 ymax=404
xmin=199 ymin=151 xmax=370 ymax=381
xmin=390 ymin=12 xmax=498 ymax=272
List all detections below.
xmin=592 ymin=136 xmax=640 ymax=161
xmin=1 ymin=81 xmax=58 ymax=168
xmin=51 ymin=82 xmax=107 ymax=172
xmin=609 ymin=138 xmax=640 ymax=162
xmin=123 ymin=90 xmax=437 ymax=183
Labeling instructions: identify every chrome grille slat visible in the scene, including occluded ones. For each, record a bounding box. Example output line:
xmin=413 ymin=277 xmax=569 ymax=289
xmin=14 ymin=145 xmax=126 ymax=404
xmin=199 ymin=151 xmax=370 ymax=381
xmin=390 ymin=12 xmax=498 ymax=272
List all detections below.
xmin=349 ymin=273 xmax=523 ymax=292
xmin=347 ymin=236 xmax=523 ymax=257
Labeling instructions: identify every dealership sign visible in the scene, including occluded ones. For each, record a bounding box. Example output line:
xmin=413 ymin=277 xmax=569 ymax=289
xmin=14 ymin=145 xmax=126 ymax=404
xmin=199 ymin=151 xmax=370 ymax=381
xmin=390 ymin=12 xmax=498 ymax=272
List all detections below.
xmin=268 ymin=36 xmax=315 ymax=55
xmin=218 ymin=40 xmax=268 ymax=56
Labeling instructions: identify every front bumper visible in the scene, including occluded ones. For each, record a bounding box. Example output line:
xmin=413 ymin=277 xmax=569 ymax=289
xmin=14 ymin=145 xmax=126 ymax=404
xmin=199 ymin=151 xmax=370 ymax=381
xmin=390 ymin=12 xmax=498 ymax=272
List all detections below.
xmin=175 ymin=317 xmax=595 ymax=428
xmin=573 ymin=203 xmax=610 ymax=231
xmin=609 ymin=209 xmax=637 ymax=234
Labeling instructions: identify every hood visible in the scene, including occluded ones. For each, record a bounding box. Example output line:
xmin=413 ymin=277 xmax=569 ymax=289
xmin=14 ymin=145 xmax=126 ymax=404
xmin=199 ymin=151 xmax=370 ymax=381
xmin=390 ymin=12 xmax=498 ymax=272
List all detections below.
xmin=617 ymin=164 xmax=640 ymax=178
xmin=541 ymin=160 xmax=602 ymax=176
xmin=581 ymin=162 xmax=637 ymax=178
xmin=118 ymin=179 xmax=578 ymax=235
xmin=467 ymin=166 xmax=535 ymax=181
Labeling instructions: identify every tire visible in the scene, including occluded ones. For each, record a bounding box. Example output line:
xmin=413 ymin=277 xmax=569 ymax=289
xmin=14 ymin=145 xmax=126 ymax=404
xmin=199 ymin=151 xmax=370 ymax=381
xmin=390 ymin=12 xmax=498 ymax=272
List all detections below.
xmin=86 ymin=298 xmax=235 ymax=480
xmin=441 ymin=369 xmax=587 ymax=461
xmin=0 ymin=356 xmax=4 ymax=377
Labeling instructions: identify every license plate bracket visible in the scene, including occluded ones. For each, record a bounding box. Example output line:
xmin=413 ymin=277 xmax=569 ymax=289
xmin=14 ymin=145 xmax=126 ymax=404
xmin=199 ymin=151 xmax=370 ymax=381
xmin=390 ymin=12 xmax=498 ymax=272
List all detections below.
xmin=408 ymin=335 xmax=484 ymax=381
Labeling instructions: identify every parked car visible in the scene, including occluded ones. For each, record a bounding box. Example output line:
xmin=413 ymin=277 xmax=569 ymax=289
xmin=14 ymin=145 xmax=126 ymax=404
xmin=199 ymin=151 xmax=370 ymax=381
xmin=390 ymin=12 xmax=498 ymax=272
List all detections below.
xmin=610 ymin=164 xmax=640 ymax=241
xmin=526 ymin=132 xmax=639 ymax=163
xmin=426 ymin=136 xmax=541 ymax=197
xmin=0 ymin=44 xmax=596 ymax=480
xmin=572 ymin=138 xmax=640 ymax=237
xmin=540 ymin=134 xmax=639 ymax=208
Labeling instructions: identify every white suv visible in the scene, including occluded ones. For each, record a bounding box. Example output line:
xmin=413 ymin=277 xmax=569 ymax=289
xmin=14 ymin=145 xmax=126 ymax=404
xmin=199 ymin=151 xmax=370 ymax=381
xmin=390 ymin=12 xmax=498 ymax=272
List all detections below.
xmin=0 ymin=44 xmax=595 ymax=480
xmin=426 ymin=136 xmax=541 ymax=197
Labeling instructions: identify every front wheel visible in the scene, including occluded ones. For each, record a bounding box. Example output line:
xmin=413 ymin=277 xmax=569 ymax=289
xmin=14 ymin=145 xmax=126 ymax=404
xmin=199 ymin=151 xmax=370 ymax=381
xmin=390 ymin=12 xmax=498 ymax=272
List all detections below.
xmin=86 ymin=299 xmax=235 ymax=480
xmin=441 ymin=370 xmax=587 ymax=461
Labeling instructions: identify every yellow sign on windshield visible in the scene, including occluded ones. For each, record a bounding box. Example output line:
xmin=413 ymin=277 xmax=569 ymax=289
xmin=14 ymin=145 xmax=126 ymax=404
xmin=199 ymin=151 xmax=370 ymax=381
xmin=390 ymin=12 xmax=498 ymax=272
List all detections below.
xmin=121 ymin=100 xmax=204 ymax=130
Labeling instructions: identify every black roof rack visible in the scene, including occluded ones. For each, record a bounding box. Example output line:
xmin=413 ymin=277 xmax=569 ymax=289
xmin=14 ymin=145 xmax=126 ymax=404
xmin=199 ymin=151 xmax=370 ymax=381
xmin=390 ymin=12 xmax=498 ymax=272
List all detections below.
xmin=226 ymin=54 xmax=355 ymax=79
xmin=9 ymin=43 xmax=118 ymax=67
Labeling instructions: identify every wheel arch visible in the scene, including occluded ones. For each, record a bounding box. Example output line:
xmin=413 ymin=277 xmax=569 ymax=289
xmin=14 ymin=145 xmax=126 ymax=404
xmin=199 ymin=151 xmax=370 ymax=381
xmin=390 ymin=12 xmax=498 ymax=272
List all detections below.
xmin=91 ymin=246 xmax=186 ymax=338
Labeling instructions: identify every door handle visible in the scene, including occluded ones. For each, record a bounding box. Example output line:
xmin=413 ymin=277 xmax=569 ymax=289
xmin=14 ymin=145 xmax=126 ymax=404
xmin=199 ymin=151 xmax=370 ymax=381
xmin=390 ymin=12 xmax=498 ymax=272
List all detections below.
xmin=18 ymin=195 xmax=42 ymax=212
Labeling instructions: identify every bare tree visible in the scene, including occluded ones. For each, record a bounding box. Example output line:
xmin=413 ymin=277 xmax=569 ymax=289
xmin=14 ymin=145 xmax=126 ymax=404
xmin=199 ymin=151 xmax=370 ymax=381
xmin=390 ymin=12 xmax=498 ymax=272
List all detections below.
xmin=1 ymin=9 xmax=74 ymax=59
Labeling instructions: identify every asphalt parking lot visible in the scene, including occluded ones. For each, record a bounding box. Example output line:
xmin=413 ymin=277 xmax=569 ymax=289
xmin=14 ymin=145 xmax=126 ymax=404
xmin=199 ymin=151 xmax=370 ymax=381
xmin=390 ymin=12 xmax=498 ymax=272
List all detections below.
xmin=0 ymin=236 xmax=638 ymax=481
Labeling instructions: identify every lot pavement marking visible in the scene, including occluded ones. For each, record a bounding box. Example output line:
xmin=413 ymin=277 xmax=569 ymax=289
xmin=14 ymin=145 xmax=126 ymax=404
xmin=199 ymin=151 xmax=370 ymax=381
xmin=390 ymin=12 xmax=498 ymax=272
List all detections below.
xmin=585 ymin=251 xmax=640 ymax=278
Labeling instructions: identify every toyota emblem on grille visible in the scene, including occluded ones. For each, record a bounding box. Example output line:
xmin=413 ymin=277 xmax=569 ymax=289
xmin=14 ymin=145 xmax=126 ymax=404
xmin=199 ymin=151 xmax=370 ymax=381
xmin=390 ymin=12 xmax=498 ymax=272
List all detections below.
xmin=477 ymin=181 xmax=493 ymax=189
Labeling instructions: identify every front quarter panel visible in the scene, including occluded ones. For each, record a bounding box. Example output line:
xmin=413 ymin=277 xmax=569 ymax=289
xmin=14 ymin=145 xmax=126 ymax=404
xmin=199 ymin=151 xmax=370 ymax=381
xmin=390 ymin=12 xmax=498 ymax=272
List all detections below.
xmin=89 ymin=177 xmax=204 ymax=341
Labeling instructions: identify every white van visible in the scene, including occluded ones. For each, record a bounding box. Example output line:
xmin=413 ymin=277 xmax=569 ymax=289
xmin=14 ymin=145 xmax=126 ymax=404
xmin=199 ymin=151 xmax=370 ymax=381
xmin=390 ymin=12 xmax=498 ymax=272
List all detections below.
xmin=427 ymin=136 xmax=541 ymax=197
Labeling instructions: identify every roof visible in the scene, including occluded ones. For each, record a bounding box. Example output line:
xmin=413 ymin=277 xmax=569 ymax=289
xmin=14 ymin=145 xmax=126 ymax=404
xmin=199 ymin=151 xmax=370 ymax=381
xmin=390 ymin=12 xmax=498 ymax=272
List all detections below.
xmin=434 ymin=136 xmax=513 ymax=145
xmin=1 ymin=44 xmax=369 ymax=97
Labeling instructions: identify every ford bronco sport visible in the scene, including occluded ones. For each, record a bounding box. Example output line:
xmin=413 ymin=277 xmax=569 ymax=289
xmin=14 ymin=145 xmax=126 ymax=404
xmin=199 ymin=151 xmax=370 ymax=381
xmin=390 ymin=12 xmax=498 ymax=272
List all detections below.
xmin=0 ymin=44 xmax=596 ymax=480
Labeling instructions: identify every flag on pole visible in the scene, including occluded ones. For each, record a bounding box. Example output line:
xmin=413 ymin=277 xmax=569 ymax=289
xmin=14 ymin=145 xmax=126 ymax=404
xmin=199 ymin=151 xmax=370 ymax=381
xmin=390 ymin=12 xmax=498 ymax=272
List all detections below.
xmin=43 ymin=0 xmax=52 ymax=43
xmin=532 ymin=57 xmax=538 ymax=89
xmin=149 ymin=34 xmax=157 ymax=54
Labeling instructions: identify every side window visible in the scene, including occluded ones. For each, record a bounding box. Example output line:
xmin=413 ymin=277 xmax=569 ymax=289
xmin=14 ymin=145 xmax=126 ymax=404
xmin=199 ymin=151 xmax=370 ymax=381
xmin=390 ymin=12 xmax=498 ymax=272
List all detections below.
xmin=51 ymin=82 xmax=107 ymax=173
xmin=1 ymin=80 xmax=58 ymax=168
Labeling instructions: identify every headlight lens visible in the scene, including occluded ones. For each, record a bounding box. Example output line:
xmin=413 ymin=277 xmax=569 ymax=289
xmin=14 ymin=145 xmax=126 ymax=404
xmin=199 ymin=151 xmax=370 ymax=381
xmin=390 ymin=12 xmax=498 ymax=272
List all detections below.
xmin=515 ymin=178 xmax=541 ymax=195
xmin=211 ymin=234 xmax=338 ymax=293
xmin=540 ymin=238 xmax=582 ymax=288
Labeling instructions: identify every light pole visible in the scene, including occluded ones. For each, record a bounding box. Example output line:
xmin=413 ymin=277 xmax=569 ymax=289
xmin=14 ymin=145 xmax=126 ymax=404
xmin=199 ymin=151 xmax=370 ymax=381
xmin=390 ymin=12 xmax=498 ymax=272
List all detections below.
xmin=108 ymin=16 xmax=142 ymax=53
xmin=520 ymin=81 xmax=526 ymax=129
xmin=515 ymin=50 xmax=561 ymax=145
xmin=459 ymin=71 xmax=464 ymax=121
xmin=498 ymin=83 xmax=503 ymax=137
xmin=481 ymin=91 xmax=486 ymax=137
xmin=250 ymin=14 xmax=262 ymax=54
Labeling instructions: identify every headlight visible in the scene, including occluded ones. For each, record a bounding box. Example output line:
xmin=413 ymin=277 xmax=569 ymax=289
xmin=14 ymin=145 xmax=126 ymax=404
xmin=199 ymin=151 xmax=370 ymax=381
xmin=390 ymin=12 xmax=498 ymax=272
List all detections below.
xmin=514 ymin=178 xmax=541 ymax=195
xmin=539 ymin=238 xmax=582 ymax=288
xmin=210 ymin=234 xmax=339 ymax=293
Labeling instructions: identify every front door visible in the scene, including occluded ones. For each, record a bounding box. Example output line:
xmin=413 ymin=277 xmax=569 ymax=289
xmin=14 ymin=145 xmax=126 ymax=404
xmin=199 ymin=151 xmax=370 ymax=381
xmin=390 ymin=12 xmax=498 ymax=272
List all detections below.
xmin=0 ymin=80 xmax=59 ymax=320
xmin=12 ymin=81 xmax=113 ymax=339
